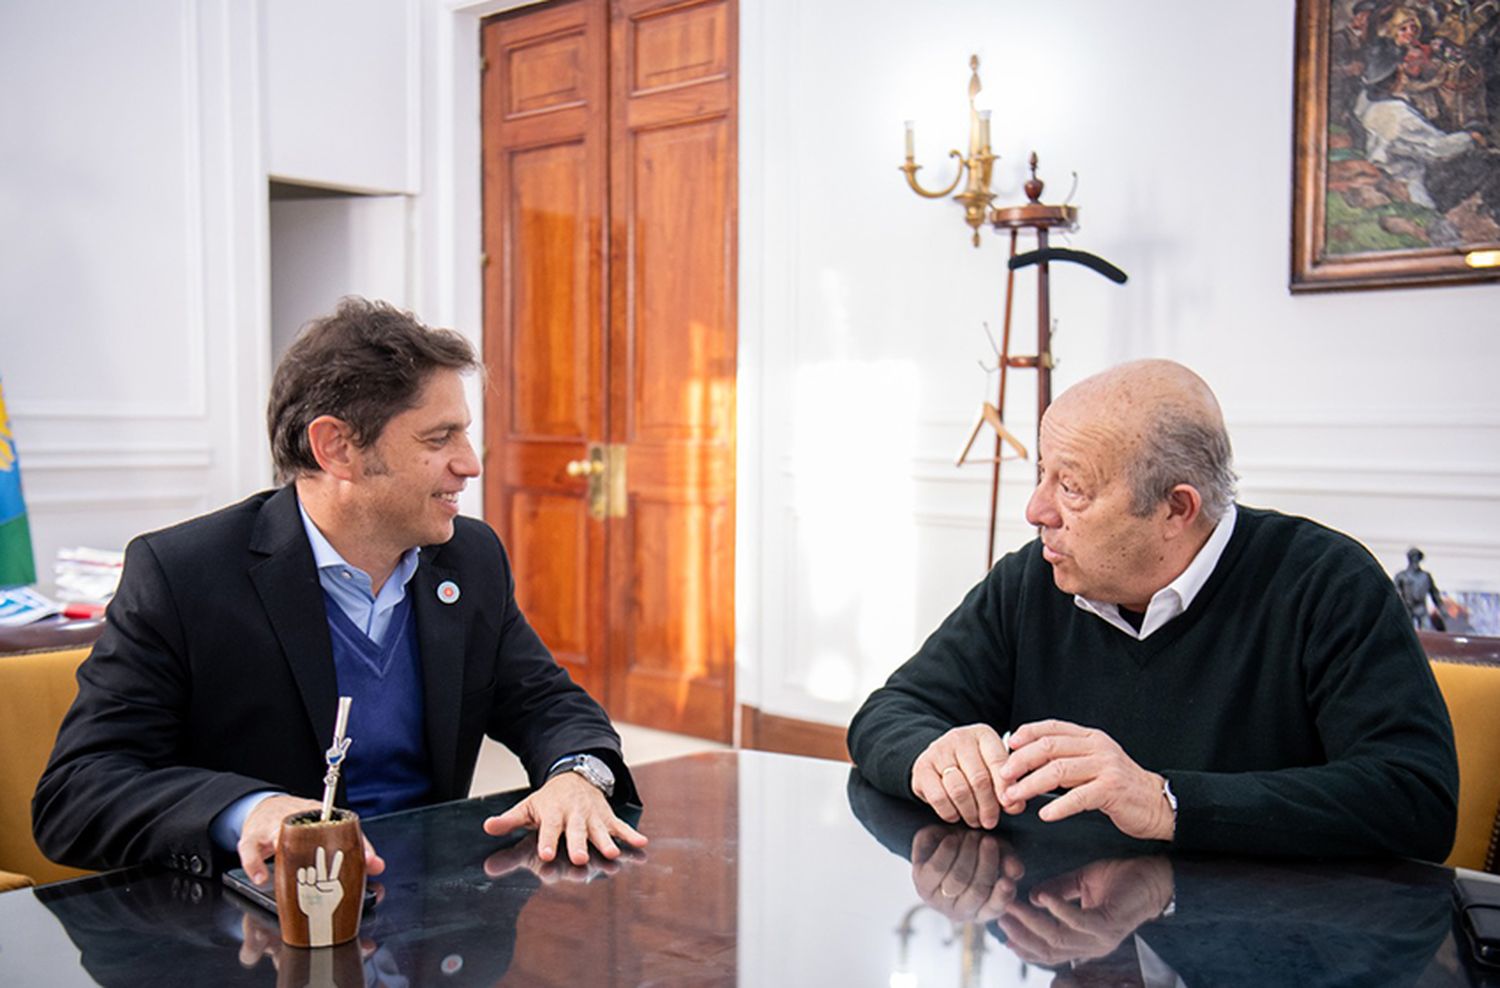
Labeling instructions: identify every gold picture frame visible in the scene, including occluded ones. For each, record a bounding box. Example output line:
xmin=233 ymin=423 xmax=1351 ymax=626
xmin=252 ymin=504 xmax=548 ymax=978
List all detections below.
xmin=1291 ymin=0 xmax=1500 ymax=292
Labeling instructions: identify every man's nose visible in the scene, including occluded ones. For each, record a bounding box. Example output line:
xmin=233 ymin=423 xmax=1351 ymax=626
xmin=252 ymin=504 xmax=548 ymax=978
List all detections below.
xmin=452 ymin=436 xmax=482 ymax=478
xmin=1024 ymin=482 xmax=1056 ymax=528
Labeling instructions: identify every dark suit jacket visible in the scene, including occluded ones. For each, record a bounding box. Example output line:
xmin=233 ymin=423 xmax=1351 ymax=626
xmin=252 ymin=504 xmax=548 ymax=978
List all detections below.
xmin=33 ymin=485 xmax=636 ymax=876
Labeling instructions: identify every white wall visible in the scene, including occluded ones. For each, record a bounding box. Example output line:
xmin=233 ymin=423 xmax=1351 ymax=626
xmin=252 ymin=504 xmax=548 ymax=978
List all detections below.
xmin=1 ymin=0 xmax=429 ymax=586
xmin=734 ymin=0 xmax=1500 ymax=727
xmin=1 ymin=0 xmax=269 ymax=582
xmin=3 ymin=1 xmax=1495 ymax=735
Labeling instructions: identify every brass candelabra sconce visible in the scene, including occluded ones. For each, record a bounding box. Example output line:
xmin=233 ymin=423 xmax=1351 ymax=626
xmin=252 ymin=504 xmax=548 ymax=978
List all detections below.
xmin=900 ymin=54 xmax=1128 ymax=569
xmin=900 ymin=55 xmax=997 ymax=247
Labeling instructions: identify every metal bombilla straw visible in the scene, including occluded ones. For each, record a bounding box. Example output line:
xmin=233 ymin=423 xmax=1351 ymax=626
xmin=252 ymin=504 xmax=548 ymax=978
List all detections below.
xmin=320 ymin=696 xmax=353 ymax=822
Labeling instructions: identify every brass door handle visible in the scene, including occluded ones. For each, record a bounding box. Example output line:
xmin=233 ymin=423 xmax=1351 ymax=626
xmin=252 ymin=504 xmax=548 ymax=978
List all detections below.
xmin=567 ymin=445 xmax=626 ymax=520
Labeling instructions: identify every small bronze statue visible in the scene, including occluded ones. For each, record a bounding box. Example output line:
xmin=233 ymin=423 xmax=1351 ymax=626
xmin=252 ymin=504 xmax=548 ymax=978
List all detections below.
xmin=1393 ymin=547 xmax=1446 ymax=632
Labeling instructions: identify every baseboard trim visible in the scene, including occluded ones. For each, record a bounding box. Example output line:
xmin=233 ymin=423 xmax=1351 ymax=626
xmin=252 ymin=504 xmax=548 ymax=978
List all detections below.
xmin=739 ymin=706 xmax=850 ymax=762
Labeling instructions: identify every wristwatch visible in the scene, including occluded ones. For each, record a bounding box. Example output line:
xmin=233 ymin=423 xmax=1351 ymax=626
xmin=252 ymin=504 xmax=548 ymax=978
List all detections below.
xmin=550 ymin=753 xmax=615 ymax=798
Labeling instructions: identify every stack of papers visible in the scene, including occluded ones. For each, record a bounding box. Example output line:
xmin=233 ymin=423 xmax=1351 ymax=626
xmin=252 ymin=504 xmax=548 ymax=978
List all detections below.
xmin=0 ymin=586 xmax=61 ymax=628
xmin=55 ymin=547 xmax=124 ymax=604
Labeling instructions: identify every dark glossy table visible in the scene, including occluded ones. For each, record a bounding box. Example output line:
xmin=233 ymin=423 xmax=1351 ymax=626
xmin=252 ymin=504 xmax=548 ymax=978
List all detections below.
xmin=0 ymin=750 xmax=1494 ymax=986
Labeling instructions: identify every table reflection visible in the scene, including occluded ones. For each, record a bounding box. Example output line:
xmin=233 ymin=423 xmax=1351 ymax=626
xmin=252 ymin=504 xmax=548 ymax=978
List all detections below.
xmin=848 ymin=770 xmax=1459 ymax=987
xmin=905 ymin=823 xmax=1175 ymax=970
xmin=33 ymin=787 xmax=654 ymax=987
xmin=237 ymin=908 xmax=369 ymax=988
xmin=3 ymin=753 xmax=1485 ymax=987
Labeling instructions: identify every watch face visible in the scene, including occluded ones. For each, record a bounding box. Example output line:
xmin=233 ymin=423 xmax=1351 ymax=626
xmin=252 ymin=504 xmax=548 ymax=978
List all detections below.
xmin=572 ymin=755 xmax=614 ymax=796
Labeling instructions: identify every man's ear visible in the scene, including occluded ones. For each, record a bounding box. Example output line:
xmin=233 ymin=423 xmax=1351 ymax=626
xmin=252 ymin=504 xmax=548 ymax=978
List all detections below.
xmin=306 ymin=416 xmax=359 ymax=481
xmin=1162 ymin=484 xmax=1204 ymax=539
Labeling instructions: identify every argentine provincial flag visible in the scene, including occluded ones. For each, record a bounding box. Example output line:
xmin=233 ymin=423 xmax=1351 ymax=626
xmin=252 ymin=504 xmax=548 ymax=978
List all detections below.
xmin=0 ymin=379 xmax=36 ymax=587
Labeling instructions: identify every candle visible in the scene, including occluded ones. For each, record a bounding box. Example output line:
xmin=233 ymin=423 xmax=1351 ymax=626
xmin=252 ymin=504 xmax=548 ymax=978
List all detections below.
xmin=904 ymin=120 xmax=914 ymax=160
xmin=979 ymin=110 xmax=991 ymax=150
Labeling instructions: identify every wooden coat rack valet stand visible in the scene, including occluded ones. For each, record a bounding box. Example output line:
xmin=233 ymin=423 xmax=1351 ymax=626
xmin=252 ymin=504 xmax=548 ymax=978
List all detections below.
xmin=902 ymin=56 xmax=1126 ymax=569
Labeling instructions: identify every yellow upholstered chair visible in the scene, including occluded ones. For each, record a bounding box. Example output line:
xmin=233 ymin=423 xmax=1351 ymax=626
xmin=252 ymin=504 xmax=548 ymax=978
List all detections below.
xmin=1426 ymin=633 xmax=1500 ymax=872
xmin=0 ymin=646 xmax=93 ymax=886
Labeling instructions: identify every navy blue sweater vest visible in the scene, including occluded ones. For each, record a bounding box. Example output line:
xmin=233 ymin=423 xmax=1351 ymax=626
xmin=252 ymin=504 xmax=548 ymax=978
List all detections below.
xmin=324 ymin=593 xmax=432 ymax=817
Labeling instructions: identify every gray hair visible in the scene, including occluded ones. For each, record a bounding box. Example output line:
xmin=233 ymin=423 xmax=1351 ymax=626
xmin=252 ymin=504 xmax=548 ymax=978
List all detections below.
xmin=1126 ymin=405 xmax=1238 ymax=523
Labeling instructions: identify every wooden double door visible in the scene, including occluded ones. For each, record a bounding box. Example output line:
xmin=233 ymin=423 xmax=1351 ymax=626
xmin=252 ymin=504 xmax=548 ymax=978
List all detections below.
xmin=481 ymin=0 xmax=737 ymax=741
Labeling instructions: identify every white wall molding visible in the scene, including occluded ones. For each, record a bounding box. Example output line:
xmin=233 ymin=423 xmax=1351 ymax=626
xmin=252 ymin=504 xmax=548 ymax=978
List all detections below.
xmin=920 ymin=413 xmax=1500 ymax=433
xmin=901 ymin=512 xmax=1500 ymax=564
xmin=771 ymin=451 xmax=1500 ymax=499
xmin=1361 ymin=534 xmax=1500 ymax=556
xmin=7 ymin=0 xmax=209 ymax=423
xmin=406 ymin=0 xmax=424 ymax=197
xmin=1 ymin=0 xmax=267 ymax=576
xmin=1236 ymin=459 xmax=1500 ymax=481
xmin=177 ymin=0 xmax=210 ymax=424
xmin=1232 ymin=411 xmax=1500 ymax=430
xmin=909 ymin=511 xmax=990 ymax=532
xmin=21 ymin=444 xmax=215 ymax=473
xmin=734 ymin=0 xmax=770 ymax=720
xmin=774 ymin=507 xmax=799 ymax=695
xmin=28 ymin=490 xmax=209 ymax=511
xmin=1237 ymin=477 xmax=1500 ymax=502
xmin=198 ymin=0 xmax=271 ymax=504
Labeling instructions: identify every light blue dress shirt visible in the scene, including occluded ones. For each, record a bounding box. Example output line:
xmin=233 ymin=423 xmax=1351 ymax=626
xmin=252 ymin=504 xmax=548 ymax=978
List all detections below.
xmin=207 ymin=499 xmax=422 ymax=855
xmin=298 ymin=501 xmax=421 ymax=646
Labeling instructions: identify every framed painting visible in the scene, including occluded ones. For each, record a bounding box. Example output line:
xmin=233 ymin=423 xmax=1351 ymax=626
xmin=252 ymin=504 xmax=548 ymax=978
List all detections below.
xmin=1291 ymin=0 xmax=1500 ymax=291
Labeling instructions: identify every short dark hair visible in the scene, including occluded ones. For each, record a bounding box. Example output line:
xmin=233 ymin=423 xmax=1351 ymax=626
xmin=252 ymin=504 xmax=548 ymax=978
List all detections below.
xmin=268 ymin=297 xmax=480 ymax=482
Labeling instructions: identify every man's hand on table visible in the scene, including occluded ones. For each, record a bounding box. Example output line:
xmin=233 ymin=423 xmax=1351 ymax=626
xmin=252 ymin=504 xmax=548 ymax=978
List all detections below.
xmin=997 ymin=856 xmax=1174 ymax=968
xmin=238 ymin=794 xmax=386 ymax=886
xmin=998 ymin=719 xmax=1176 ymax=841
xmin=482 ymin=771 xmax=648 ymax=866
xmin=910 ymin=724 xmax=1020 ymax=829
xmin=909 ymin=824 xmax=1024 ymax=923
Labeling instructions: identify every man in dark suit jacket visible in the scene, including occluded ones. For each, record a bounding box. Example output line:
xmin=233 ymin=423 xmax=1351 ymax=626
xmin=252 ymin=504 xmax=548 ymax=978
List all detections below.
xmin=33 ymin=298 xmax=646 ymax=883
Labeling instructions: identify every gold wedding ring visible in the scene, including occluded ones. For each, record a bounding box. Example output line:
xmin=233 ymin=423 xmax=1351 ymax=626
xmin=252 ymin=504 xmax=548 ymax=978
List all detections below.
xmin=941 ymin=766 xmax=960 ymax=776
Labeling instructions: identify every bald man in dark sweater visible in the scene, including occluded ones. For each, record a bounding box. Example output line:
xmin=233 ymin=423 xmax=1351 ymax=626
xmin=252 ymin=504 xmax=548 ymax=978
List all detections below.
xmin=848 ymin=360 xmax=1457 ymax=860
